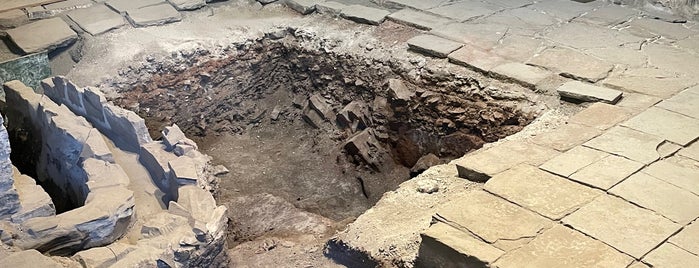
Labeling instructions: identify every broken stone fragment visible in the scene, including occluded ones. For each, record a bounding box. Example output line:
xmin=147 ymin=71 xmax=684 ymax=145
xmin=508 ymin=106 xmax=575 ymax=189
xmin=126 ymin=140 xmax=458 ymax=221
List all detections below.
xmin=337 ymin=100 xmax=370 ymax=132
xmin=308 ymin=94 xmax=335 ymax=121
xmin=163 ymin=124 xmax=187 ymax=150
xmin=169 ymin=156 xmax=200 ymax=185
xmin=344 ymin=128 xmax=383 ymax=170
xmin=177 ymin=185 xmax=216 ymax=223
xmin=410 ymin=153 xmax=442 ymax=177
xmin=141 ymin=212 xmax=189 ymax=239
xmin=388 ymin=79 xmax=414 ymax=102
xmin=212 ymin=165 xmax=229 ymax=176
xmin=416 ymin=179 xmax=439 ymax=194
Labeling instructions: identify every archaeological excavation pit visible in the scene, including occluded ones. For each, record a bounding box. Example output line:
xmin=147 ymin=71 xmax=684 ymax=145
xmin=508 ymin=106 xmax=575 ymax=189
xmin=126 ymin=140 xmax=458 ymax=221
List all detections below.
xmin=101 ymin=28 xmax=545 ymax=248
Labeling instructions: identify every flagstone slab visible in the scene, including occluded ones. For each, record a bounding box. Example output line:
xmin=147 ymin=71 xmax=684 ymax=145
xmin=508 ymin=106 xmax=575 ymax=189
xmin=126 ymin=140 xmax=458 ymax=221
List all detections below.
xmin=67 ymin=4 xmax=126 ymax=35
xmin=531 ymin=123 xmax=602 ymax=151
xmin=575 ymin=4 xmax=638 ymax=26
xmin=656 ymin=86 xmax=699 ymax=119
xmin=602 ymin=75 xmax=696 ymax=99
xmin=448 ymin=44 xmax=507 ymax=72
xmin=6 ymin=17 xmax=77 ymax=54
xmin=626 ymin=18 xmax=695 ymax=40
xmin=643 ymin=159 xmax=699 ymax=196
xmin=583 ymin=126 xmax=664 ymax=164
xmin=453 ymin=141 xmax=559 ymax=182
xmin=431 ymin=22 xmax=509 ymax=49
xmin=420 ymin=222 xmax=505 ymax=266
xmin=427 ymin=2 xmax=500 ymax=22
xmin=540 ymin=146 xmax=608 ymax=177
xmin=407 ymin=34 xmax=463 ymax=58
xmin=621 ymin=107 xmax=699 ymax=146
xmin=568 ymin=103 xmax=632 ymax=130
xmin=678 ymin=141 xmax=699 ymax=161
xmin=643 ymin=243 xmax=699 ymax=268
xmin=569 ymin=154 xmax=644 ymax=190
xmin=387 ymin=8 xmax=451 ymax=30
xmin=529 ymin=47 xmax=614 ymax=82
xmin=491 ymin=62 xmax=552 ymax=88
xmin=546 ymin=22 xmax=645 ymax=49
xmin=556 ymin=81 xmax=622 ymax=104
xmin=669 ymin=221 xmax=699 ymax=255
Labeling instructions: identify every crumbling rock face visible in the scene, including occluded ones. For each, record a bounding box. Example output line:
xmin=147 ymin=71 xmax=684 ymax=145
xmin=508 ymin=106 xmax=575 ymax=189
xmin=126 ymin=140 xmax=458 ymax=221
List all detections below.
xmin=0 ymin=114 xmax=20 ymax=218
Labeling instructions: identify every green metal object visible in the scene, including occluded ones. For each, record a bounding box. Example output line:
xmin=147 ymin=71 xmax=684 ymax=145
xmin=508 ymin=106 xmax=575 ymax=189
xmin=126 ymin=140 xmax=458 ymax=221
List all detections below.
xmin=0 ymin=52 xmax=51 ymax=99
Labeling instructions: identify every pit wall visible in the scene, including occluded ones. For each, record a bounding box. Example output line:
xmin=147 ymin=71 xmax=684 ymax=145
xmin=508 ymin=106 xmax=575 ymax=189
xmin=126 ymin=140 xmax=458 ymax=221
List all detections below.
xmin=2 ymin=80 xmax=135 ymax=255
xmin=0 ymin=113 xmax=20 ymax=219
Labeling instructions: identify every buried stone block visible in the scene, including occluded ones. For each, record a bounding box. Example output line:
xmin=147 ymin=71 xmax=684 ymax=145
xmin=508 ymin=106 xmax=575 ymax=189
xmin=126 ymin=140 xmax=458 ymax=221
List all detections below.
xmin=557 ymin=81 xmax=623 ymax=104
xmin=344 ymin=128 xmax=383 ymax=170
xmin=177 ymin=185 xmax=216 ymax=223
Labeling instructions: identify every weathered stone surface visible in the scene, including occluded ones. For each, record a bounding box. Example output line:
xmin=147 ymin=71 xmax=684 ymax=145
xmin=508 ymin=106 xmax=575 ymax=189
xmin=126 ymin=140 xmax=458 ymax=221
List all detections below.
xmin=453 ymin=141 xmax=559 ymax=182
xmin=480 ymin=7 xmax=557 ymax=35
xmin=529 ymin=47 xmax=614 ymax=82
xmin=494 ymin=225 xmax=634 ymax=268
xmin=104 ymin=104 xmax=153 ymax=152
xmin=140 ymin=142 xmax=178 ymax=188
xmin=626 ymin=18 xmax=694 ymax=40
xmin=656 ymin=86 xmax=699 ymax=119
xmin=387 ymin=9 xmax=451 ymax=30
xmin=0 ymin=114 xmax=19 ymax=219
xmin=285 ymin=0 xmax=320 ymax=15
xmin=168 ymin=0 xmax=206 ymax=10
xmin=540 ymin=146 xmax=608 ymax=177
xmin=491 ymin=34 xmax=542 ymax=62
xmin=141 ymin=212 xmax=189 ymax=238
xmin=162 ymin=124 xmax=186 ymax=150
xmin=584 ymin=46 xmax=648 ymax=68
xmin=6 ymin=17 xmax=78 ymax=54
xmin=178 ymin=185 xmax=216 ymax=223
xmin=82 ymin=158 xmax=129 ymax=191
xmin=67 ymin=4 xmax=126 ymax=36
xmin=11 ymin=170 xmax=55 ymax=223
xmin=584 ymin=126 xmax=664 ymax=164
xmin=546 ymin=22 xmax=644 ymax=49
xmin=344 ymin=129 xmax=382 ymax=170
xmin=44 ymin=0 xmax=94 ymax=12
xmin=126 ymin=3 xmax=182 ymax=27
xmin=427 ymin=2 xmax=499 ymax=21
xmin=557 ymin=81 xmax=622 ymax=104
xmin=0 ymin=9 xmax=29 ymax=28
xmin=81 ymin=131 xmax=115 ymax=164
xmin=337 ymin=100 xmax=370 ymax=132
xmin=340 ymin=5 xmax=390 ymax=25
xmin=387 ymin=79 xmax=414 ymax=102
xmin=490 ymin=63 xmax=552 ymax=88
xmin=569 ymin=154 xmax=643 ymax=190
xmin=2 ymin=249 xmax=62 ymax=268
xmin=407 ymin=34 xmax=463 ymax=58
xmin=169 ymin=156 xmax=199 ymax=185
xmin=447 ymin=44 xmax=507 ymax=72
xmin=315 ymin=1 xmax=345 ymax=14
xmin=568 ymin=103 xmax=632 ymax=130
xmin=669 ymin=220 xmax=699 ymax=255
xmin=410 ymin=153 xmax=441 ymax=176
xmin=562 ymin=195 xmax=681 ymax=258
xmin=106 ymin=0 xmax=165 ymax=12
xmin=610 ymin=172 xmax=699 ymax=224
xmin=529 ymin=0 xmax=597 ymax=21
xmin=435 ymin=190 xmax=553 ymax=251
xmin=386 ymin=0 xmax=445 ymax=10
xmin=419 ymin=222 xmax=504 ymax=267
xmin=678 ymin=141 xmax=699 ymax=161
xmin=73 ymin=243 xmax=137 ymax=268
xmin=485 ymin=164 xmax=600 ymax=220
xmin=621 ymin=107 xmax=699 ymax=146
xmin=431 ymin=22 xmax=509 ymax=49
xmin=575 ymin=4 xmax=638 ymax=26
xmin=531 ymin=123 xmax=602 ymax=151
xmin=643 ymin=159 xmax=699 ymax=196
xmin=603 ymin=75 xmax=696 ymax=99
xmin=616 ymin=92 xmax=662 ymax=111
xmin=643 ymin=243 xmax=699 ymax=267
xmin=643 ymin=44 xmax=699 ymax=77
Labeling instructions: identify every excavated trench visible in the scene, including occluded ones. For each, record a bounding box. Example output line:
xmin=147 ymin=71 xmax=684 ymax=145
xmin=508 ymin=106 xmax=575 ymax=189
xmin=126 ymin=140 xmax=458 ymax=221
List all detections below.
xmin=104 ymin=30 xmax=540 ymax=249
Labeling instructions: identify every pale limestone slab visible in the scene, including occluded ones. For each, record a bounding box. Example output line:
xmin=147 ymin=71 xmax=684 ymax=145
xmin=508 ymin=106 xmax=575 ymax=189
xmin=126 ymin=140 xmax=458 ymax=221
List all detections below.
xmin=678 ymin=141 xmax=699 ymax=161
xmin=67 ymin=4 xmax=126 ymax=36
xmin=643 ymin=44 xmax=699 ymax=77
xmin=669 ymin=221 xmax=699 ymax=255
xmin=529 ymin=0 xmax=597 ymax=21
xmin=575 ymin=4 xmax=638 ymax=26
xmin=491 ymin=62 xmax=552 ymax=88
xmin=480 ymin=7 xmax=557 ymax=35
xmin=315 ymin=1 xmax=345 ymax=14
xmin=387 ymin=9 xmax=451 ymax=30
xmin=603 ymin=75 xmax=696 ymax=99
xmin=386 ymin=0 xmax=446 ymax=10
xmin=556 ymin=80 xmax=623 ymax=104
xmin=570 ymin=154 xmax=644 ymax=190
xmin=286 ymin=0 xmax=321 ymax=15
xmin=126 ymin=3 xmax=182 ymax=27
xmin=447 ymin=44 xmax=507 ymax=72
xmin=407 ymin=34 xmax=463 ymax=58
xmin=626 ymin=18 xmax=695 ymax=40
xmin=643 ymin=243 xmax=699 ymax=267
xmin=531 ymin=123 xmax=602 ymax=151
xmin=6 ymin=17 xmax=77 ymax=54
xmin=430 ymin=22 xmax=509 ymax=49
xmin=421 ymin=222 xmax=504 ymax=265
xmin=491 ymin=34 xmax=543 ymax=62
xmin=546 ymin=22 xmax=645 ymax=49
xmin=426 ymin=1 xmax=500 ymax=21
xmin=583 ymin=46 xmax=648 ymax=68
xmin=583 ymin=126 xmax=664 ymax=164
xmin=529 ymin=47 xmax=614 ymax=82
xmin=616 ymin=92 xmax=662 ymax=111
xmin=643 ymin=159 xmax=699 ymax=196
xmin=340 ymin=5 xmax=390 ymax=25
xmin=627 ymin=261 xmax=650 ymax=268
xmin=452 ymin=141 xmax=559 ymax=181
xmin=484 ymin=164 xmax=601 ymax=220
xmin=569 ymin=103 xmax=632 ymax=130
xmin=656 ymin=87 xmax=699 ymax=119
xmin=494 ymin=225 xmax=634 ymax=268
xmin=621 ymin=107 xmax=699 ymax=146
xmin=540 ymin=146 xmax=608 ymax=177
xmin=610 ymin=172 xmax=699 ymax=224
xmin=435 ymin=190 xmax=553 ymax=251
xmin=562 ymin=195 xmax=681 ymax=258
xmin=106 ymin=0 xmax=164 ymax=12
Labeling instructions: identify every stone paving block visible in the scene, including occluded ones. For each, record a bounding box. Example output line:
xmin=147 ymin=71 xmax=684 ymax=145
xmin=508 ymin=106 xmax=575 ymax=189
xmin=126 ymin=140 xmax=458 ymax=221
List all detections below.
xmin=669 ymin=221 xmax=699 ymax=255
xmin=627 ymin=261 xmax=650 ymax=268
xmin=494 ymin=225 xmax=634 ymax=268
xmin=546 ymin=22 xmax=645 ymax=49
xmin=0 ymin=9 xmax=29 ymax=28
xmin=616 ymin=92 xmax=662 ymax=111
xmin=426 ymin=2 xmax=500 ymax=22
xmin=643 ymin=159 xmax=699 ymax=196
xmin=6 ymin=17 xmax=78 ymax=54
xmin=491 ymin=34 xmax=542 ymax=62
xmin=540 ymin=146 xmax=608 ymax=177
xmin=484 ymin=164 xmax=601 ymax=220
xmin=528 ymin=0 xmax=597 ymax=21
xmin=67 ymin=4 xmax=126 ymax=36
xmin=285 ymin=0 xmax=321 ymax=15
xmin=126 ymin=3 xmax=182 ymax=27
xmin=407 ymin=34 xmax=463 ymax=58
xmin=568 ymin=103 xmax=632 ymax=130
xmin=556 ymin=81 xmax=622 ymax=104
xmin=584 ymin=126 xmax=664 ymax=164
xmin=315 ymin=1 xmax=345 ymax=14
xmin=678 ymin=141 xmax=699 ymax=161
xmin=677 ymin=35 xmax=699 ymax=54
xmin=610 ymin=172 xmax=699 ymax=224
xmin=584 ymin=46 xmax=647 ymax=68
xmin=106 ymin=0 xmax=165 ymax=13
xmin=575 ymin=4 xmax=638 ymax=26
xmin=447 ymin=44 xmax=507 ymax=72
xmin=562 ymin=195 xmax=681 ymax=259
xmin=621 ymin=107 xmax=699 ymax=146
xmin=656 ymin=86 xmax=699 ymax=119
xmin=643 ymin=44 xmax=699 ymax=77
xmin=490 ymin=62 xmax=552 ymax=88
xmin=569 ymin=154 xmax=643 ymax=190
xmin=603 ymin=75 xmax=697 ymax=98
xmin=529 ymin=47 xmax=614 ymax=82
xmin=435 ymin=190 xmax=553 ymax=251
xmin=485 ymin=0 xmax=531 ymax=9
xmin=530 ymin=123 xmax=602 ymax=151
xmin=386 ymin=0 xmax=446 ymax=10
xmin=44 ymin=0 xmax=94 ymax=12
xmin=419 ymin=222 xmax=504 ymax=266
xmin=643 ymin=243 xmax=699 ymax=267
xmin=479 ymin=7 xmax=558 ymax=35
xmin=168 ymin=0 xmax=206 ymax=11
xmin=453 ymin=141 xmax=559 ymax=182
xmin=431 ymin=22 xmax=509 ymax=49
xmin=340 ymin=5 xmax=390 ymax=26
xmin=387 ymin=9 xmax=451 ymax=30
xmin=626 ymin=18 xmax=694 ymax=40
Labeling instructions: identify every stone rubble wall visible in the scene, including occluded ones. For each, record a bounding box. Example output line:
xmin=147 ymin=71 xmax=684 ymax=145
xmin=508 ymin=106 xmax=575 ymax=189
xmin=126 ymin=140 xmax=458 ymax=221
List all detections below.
xmin=0 ymin=113 xmax=20 ymax=219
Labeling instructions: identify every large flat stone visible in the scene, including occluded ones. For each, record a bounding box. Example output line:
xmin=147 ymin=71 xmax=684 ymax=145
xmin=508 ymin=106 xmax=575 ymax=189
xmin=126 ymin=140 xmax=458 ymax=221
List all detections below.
xmin=452 ymin=141 xmax=559 ymax=182
xmin=315 ymin=1 xmax=345 ymax=14
xmin=583 ymin=126 xmax=664 ymax=164
xmin=285 ymin=0 xmax=321 ymax=15
xmin=643 ymin=44 xmax=699 ymax=77
xmin=386 ymin=0 xmax=446 ymax=10
xmin=106 ymin=0 xmax=165 ymax=12
xmin=616 ymin=92 xmax=662 ymax=111
xmin=0 ymin=9 xmax=29 ymax=28
xmin=528 ymin=0 xmax=597 ymax=21
xmin=669 ymin=221 xmax=699 ymax=255
xmin=2 ymin=250 xmax=62 ymax=268
xmin=490 ymin=62 xmax=552 ymax=88
xmin=575 ymin=4 xmax=638 ymax=26
xmin=610 ymin=172 xmax=699 ymax=224
xmin=426 ymin=2 xmax=500 ymax=21
xmin=643 ymin=243 xmax=699 ymax=267
xmin=387 ymin=9 xmax=451 ymax=30
xmin=126 ymin=3 xmax=182 ymax=27
xmin=431 ymin=22 xmax=509 ymax=49
xmin=168 ymin=0 xmax=206 ymax=11
xmin=419 ymin=222 xmax=505 ymax=267
xmin=447 ymin=44 xmax=507 ymax=72
xmin=656 ymin=86 xmax=699 ymax=119
xmin=494 ymin=225 xmax=634 ymax=268
xmin=556 ymin=81 xmax=622 ymax=104
xmin=340 ymin=5 xmax=390 ymax=25
xmin=562 ymin=195 xmax=681 ymax=259
xmin=67 ymin=4 xmax=126 ymax=36
xmin=540 ymin=146 xmax=608 ymax=177
xmin=583 ymin=46 xmax=648 ymax=68
xmin=568 ymin=103 xmax=632 ymax=130
xmin=6 ymin=17 xmax=77 ymax=54
xmin=621 ymin=107 xmax=699 ymax=146
xmin=529 ymin=47 xmax=614 ymax=82
xmin=626 ymin=18 xmax=694 ymax=40
xmin=479 ymin=7 xmax=558 ymax=35
xmin=678 ymin=141 xmax=699 ymax=161
xmin=484 ymin=164 xmax=601 ymax=220
xmin=491 ymin=34 xmax=543 ymax=62
xmin=546 ymin=22 xmax=645 ymax=49
xmin=643 ymin=159 xmax=699 ymax=196
xmin=407 ymin=34 xmax=463 ymax=58
xmin=569 ymin=154 xmax=644 ymax=190
xmin=530 ymin=123 xmax=602 ymax=151
xmin=603 ymin=75 xmax=697 ymax=99
xmin=434 ymin=190 xmax=553 ymax=251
